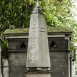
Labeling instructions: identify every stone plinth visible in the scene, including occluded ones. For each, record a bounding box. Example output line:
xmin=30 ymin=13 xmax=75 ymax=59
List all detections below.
xmin=26 ymin=74 xmax=51 ymax=77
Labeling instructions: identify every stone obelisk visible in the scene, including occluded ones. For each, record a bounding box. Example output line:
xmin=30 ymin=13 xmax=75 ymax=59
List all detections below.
xmin=26 ymin=0 xmax=51 ymax=77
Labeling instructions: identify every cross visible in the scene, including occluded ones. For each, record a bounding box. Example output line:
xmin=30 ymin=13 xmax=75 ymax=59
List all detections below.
xmin=35 ymin=0 xmax=41 ymax=6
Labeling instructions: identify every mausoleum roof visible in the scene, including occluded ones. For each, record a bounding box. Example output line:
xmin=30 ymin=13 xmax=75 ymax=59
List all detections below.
xmin=4 ymin=27 xmax=73 ymax=34
xmin=47 ymin=27 xmax=72 ymax=32
xmin=4 ymin=28 xmax=29 ymax=34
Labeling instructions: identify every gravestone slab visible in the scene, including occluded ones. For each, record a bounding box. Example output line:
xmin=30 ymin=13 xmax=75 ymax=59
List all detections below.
xmin=3 ymin=34 xmax=28 ymax=77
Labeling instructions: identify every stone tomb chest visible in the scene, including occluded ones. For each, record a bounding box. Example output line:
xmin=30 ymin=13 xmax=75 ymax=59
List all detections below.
xmin=4 ymin=27 xmax=72 ymax=77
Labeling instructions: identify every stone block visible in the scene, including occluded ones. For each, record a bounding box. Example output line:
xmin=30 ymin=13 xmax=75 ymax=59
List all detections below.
xmin=48 ymin=37 xmax=69 ymax=50
xmin=50 ymin=51 xmax=69 ymax=77
xmin=26 ymin=74 xmax=51 ymax=77
xmin=2 ymin=59 xmax=9 ymax=77
xmin=9 ymin=67 xmax=25 ymax=77
xmin=8 ymin=39 xmax=28 ymax=52
xmin=9 ymin=53 xmax=26 ymax=77
xmin=9 ymin=53 xmax=26 ymax=67
xmin=72 ymin=61 xmax=76 ymax=77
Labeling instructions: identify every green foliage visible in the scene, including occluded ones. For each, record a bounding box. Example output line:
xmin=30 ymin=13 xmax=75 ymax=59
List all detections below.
xmin=0 ymin=0 xmax=35 ymax=33
xmin=0 ymin=0 xmax=75 ymax=31
xmin=70 ymin=42 xmax=74 ymax=56
xmin=0 ymin=0 xmax=77 ymax=58
xmin=40 ymin=0 xmax=74 ymax=27
xmin=47 ymin=26 xmax=72 ymax=32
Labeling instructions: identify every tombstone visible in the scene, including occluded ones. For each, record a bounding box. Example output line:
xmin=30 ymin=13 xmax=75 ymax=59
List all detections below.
xmin=72 ymin=61 xmax=76 ymax=77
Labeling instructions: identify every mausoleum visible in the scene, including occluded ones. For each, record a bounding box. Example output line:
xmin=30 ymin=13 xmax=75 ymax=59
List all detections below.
xmin=3 ymin=27 xmax=73 ymax=77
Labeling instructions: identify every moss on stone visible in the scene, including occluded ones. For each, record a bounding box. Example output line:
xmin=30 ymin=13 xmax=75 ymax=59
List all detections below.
xmin=4 ymin=28 xmax=29 ymax=34
xmin=4 ymin=27 xmax=73 ymax=34
xmin=47 ymin=27 xmax=73 ymax=32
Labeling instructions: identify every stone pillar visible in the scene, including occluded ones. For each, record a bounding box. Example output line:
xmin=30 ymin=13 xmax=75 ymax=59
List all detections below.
xmin=2 ymin=59 xmax=9 ymax=77
xmin=26 ymin=2 xmax=51 ymax=77
xmin=72 ymin=50 xmax=76 ymax=77
xmin=0 ymin=39 xmax=2 ymax=77
xmin=72 ymin=61 xmax=76 ymax=77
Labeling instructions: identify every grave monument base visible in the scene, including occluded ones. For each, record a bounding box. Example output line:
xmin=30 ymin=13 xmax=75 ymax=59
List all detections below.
xmin=26 ymin=74 xmax=51 ymax=77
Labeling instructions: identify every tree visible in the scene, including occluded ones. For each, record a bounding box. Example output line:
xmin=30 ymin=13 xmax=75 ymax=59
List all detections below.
xmin=0 ymin=0 xmax=35 ymax=58
xmin=0 ymin=0 xmax=75 ymax=31
xmin=0 ymin=0 xmax=35 ymax=34
xmin=40 ymin=0 xmax=74 ymax=27
xmin=0 ymin=0 xmax=77 ymax=58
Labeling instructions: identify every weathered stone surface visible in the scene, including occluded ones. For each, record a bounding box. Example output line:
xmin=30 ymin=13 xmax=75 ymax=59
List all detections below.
xmin=26 ymin=74 xmax=51 ymax=77
xmin=72 ymin=61 xmax=76 ymax=77
xmin=50 ymin=51 xmax=70 ymax=77
xmin=2 ymin=59 xmax=9 ymax=77
xmin=8 ymin=38 xmax=28 ymax=52
xmin=48 ymin=36 xmax=69 ymax=51
xmin=26 ymin=6 xmax=51 ymax=67
xmin=4 ymin=27 xmax=72 ymax=34
xmin=9 ymin=53 xmax=26 ymax=77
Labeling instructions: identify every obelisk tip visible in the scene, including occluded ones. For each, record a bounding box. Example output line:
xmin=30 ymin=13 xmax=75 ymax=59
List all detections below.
xmin=35 ymin=0 xmax=41 ymax=6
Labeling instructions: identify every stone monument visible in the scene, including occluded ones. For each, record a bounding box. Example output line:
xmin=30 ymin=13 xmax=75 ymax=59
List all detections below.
xmin=26 ymin=0 xmax=51 ymax=77
xmin=26 ymin=0 xmax=51 ymax=68
xmin=3 ymin=0 xmax=73 ymax=77
xmin=72 ymin=50 xmax=76 ymax=77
